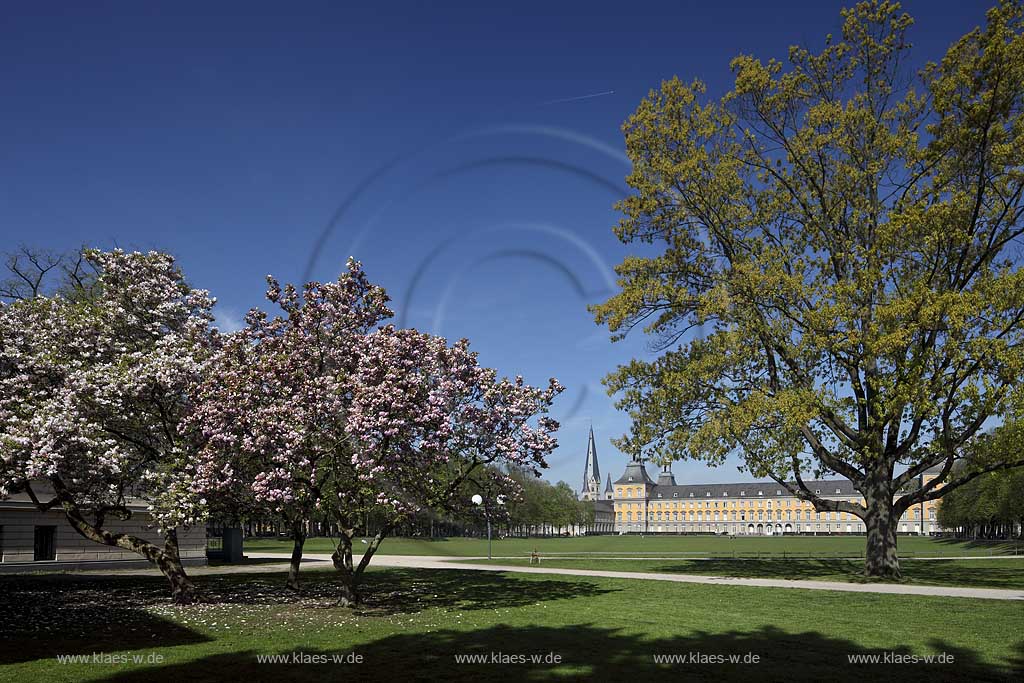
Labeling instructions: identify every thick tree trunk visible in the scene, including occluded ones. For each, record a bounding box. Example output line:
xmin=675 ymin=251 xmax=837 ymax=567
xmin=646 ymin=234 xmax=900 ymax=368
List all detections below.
xmin=864 ymin=497 xmax=901 ymax=580
xmin=332 ymin=530 xmax=360 ymax=606
xmin=331 ymin=525 xmax=391 ymax=607
xmin=286 ymin=524 xmax=306 ymax=591
xmin=54 ymin=486 xmax=199 ymax=603
xmin=160 ymin=531 xmax=200 ymax=604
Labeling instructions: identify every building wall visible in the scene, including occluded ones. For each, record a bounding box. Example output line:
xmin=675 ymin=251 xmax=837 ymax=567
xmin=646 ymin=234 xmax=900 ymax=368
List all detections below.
xmin=612 ymin=483 xmax=942 ymax=535
xmin=0 ymin=504 xmax=207 ymax=565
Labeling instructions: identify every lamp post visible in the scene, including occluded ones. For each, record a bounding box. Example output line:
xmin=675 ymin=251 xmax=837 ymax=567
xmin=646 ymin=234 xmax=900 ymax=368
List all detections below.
xmin=472 ymin=493 xmax=505 ymax=560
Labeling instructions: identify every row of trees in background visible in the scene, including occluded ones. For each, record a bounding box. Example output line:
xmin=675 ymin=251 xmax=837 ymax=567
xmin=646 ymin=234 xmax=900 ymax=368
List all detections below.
xmin=0 ymin=247 xmax=562 ymax=604
xmin=504 ymin=471 xmax=595 ymax=537
xmin=937 ymin=422 xmax=1024 ymax=539
xmin=233 ymin=469 xmax=595 ymax=541
xmin=938 ymin=469 xmax=1024 ymax=539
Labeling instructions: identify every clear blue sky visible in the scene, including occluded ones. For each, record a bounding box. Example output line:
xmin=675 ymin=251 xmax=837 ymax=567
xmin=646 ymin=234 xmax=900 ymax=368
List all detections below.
xmin=1 ymin=0 xmax=989 ymax=489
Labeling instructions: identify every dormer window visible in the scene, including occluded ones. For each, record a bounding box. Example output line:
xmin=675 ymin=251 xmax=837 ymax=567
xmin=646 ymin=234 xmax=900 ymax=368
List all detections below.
xmin=740 ymin=491 xmax=745 ymax=496
xmin=706 ymin=491 xmax=711 ymax=497
xmin=776 ymin=489 xmax=782 ymax=495
xmin=689 ymin=493 xmax=694 ymax=498
xmin=815 ymin=489 xmax=821 ymax=495
xmin=835 ymin=488 xmax=841 ymax=494
xmin=673 ymin=492 xmax=678 ymax=498
xmin=758 ymin=490 xmax=763 ymax=496
xmin=723 ymin=492 xmax=728 ymax=497
xmin=657 ymin=493 xmax=662 ymax=498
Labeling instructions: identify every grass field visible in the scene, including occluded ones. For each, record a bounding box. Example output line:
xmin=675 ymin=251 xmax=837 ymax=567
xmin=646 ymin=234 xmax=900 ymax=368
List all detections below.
xmin=1 ymin=565 xmax=1022 ymax=682
xmin=461 ymin=557 xmax=1024 ymax=590
xmin=243 ymin=534 xmax=1024 ymax=559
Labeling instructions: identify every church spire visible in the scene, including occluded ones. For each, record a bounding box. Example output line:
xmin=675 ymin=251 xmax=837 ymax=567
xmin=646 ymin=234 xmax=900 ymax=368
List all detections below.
xmin=580 ymin=425 xmax=601 ymax=499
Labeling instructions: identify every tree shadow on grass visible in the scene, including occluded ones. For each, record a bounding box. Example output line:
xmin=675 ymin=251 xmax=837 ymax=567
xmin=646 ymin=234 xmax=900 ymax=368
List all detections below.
xmin=0 ymin=568 xmax=615 ymax=666
xmin=97 ymin=625 xmax=1023 ymax=683
xmin=356 ymin=567 xmax=617 ymax=615
xmin=628 ymin=558 xmax=1024 ymax=589
xmin=207 ymin=557 xmax=330 ymax=567
xmin=931 ymin=538 xmax=1024 ymax=554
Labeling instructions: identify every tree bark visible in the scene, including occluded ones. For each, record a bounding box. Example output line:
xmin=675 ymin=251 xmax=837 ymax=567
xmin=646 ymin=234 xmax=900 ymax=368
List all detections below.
xmin=332 ymin=529 xmax=359 ymax=606
xmin=54 ymin=484 xmax=199 ymax=603
xmin=159 ymin=530 xmax=200 ymax=604
xmin=286 ymin=523 xmax=306 ymax=591
xmin=331 ymin=525 xmax=391 ymax=606
xmin=864 ymin=497 xmax=901 ymax=579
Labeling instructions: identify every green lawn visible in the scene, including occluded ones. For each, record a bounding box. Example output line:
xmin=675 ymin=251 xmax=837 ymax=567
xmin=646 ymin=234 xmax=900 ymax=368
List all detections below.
xmin=459 ymin=557 xmax=1024 ymax=590
xmin=243 ymin=534 xmax=1024 ymax=559
xmin=1 ymin=566 xmax=1022 ymax=682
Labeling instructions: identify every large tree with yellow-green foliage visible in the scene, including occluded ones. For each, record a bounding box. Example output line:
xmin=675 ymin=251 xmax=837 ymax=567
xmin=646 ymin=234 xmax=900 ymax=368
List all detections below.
xmin=594 ymin=1 xmax=1024 ymax=578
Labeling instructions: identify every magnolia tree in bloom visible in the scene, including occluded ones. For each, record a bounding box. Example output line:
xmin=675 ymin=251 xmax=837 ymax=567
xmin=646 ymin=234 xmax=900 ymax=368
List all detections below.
xmin=337 ymin=326 xmax=562 ymax=604
xmin=190 ymin=261 xmax=562 ymax=604
xmin=0 ymin=249 xmax=215 ymax=603
xmin=186 ymin=259 xmax=393 ymax=590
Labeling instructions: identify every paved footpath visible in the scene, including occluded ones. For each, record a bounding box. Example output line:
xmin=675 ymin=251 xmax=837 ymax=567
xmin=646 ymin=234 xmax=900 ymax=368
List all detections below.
xmin=242 ymin=552 xmax=1024 ymax=601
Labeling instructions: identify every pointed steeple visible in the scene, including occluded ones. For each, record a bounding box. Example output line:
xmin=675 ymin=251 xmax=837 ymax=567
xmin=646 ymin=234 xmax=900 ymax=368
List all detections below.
xmin=604 ymin=473 xmax=613 ymax=493
xmin=580 ymin=425 xmax=602 ymax=499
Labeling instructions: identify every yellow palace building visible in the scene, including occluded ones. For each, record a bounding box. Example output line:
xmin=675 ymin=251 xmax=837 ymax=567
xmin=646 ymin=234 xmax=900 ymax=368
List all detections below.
xmin=581 ymin=430 xmax=943 ymax=536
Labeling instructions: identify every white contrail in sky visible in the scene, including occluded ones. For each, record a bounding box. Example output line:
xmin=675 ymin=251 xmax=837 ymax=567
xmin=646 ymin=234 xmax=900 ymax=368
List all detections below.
xmin=541 ymin=90 xmax=615 ymax=106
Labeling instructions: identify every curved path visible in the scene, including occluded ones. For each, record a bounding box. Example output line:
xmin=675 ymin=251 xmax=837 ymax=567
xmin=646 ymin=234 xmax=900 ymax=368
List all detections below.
xmin=248 ymin=552 xmax=1024 ymax=601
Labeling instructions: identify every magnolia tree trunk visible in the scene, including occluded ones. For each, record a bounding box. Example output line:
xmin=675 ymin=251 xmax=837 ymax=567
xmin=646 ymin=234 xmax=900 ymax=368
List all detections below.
xmin=863 ymin=496 xmax=901 ymax=580
xmin=332 ymin=531 xmax=360 ymax=606
xmin=286 ymin=523 xmax=306 ymax=591
xmin=331 ymin=526 xmax=390 ymax=607
xmin=158 ymin=530 xmax=201 ymax=604
xmin=60 ymin=499 xmax=200 ymax=603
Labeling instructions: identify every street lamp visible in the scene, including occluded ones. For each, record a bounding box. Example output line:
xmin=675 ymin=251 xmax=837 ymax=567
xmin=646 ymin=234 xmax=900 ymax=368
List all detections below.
xmin=472 ymin=493 xmax=505 ymax=560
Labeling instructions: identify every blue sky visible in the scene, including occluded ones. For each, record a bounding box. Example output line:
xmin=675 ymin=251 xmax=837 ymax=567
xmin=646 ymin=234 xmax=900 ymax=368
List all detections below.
xmin=1 ymin=0 xmax=989 ymax=489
